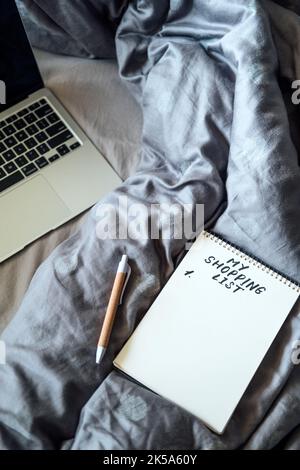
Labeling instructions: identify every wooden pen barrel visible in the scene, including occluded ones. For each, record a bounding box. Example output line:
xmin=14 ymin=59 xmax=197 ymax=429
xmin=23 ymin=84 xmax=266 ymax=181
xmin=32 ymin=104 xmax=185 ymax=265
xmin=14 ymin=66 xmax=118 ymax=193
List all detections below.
xmin=98 ymin=272 xmax=126 ymax=348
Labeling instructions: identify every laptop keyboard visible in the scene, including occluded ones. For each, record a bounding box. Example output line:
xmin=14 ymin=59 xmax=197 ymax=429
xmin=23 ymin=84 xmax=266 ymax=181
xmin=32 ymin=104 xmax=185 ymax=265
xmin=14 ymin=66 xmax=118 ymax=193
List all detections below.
xmin=0 ymin=98 xmax=82 ymax=193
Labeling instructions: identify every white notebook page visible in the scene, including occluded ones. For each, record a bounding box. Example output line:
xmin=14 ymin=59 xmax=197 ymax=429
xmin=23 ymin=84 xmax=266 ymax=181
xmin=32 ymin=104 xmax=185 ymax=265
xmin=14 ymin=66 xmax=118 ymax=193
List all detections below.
xmin=114 ymin=232 xmax=299 ymax=433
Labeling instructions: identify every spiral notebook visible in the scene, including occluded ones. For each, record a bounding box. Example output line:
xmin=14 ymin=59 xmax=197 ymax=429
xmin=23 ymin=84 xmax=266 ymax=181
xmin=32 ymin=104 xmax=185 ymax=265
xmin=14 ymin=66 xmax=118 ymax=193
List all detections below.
xmin=114 ymin=231 xmax=300 ymax=434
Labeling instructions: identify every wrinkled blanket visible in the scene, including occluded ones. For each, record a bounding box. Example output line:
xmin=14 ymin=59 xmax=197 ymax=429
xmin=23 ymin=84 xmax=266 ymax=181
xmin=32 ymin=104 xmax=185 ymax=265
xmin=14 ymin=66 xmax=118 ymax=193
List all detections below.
xmin=1 ymin=0 xmax=300 ymax=450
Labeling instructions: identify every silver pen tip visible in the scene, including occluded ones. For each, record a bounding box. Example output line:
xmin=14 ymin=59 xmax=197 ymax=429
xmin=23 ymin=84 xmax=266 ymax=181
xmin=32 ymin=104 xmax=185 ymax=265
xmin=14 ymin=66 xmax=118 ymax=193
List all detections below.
xmin=96 ymin=346 xmax=106 ymax=364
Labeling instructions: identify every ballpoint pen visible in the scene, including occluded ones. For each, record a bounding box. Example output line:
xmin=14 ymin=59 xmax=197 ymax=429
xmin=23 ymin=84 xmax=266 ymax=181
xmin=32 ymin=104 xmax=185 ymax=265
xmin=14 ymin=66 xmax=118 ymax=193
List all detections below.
xmin=96 ymin=254 xmax=131 ymax=364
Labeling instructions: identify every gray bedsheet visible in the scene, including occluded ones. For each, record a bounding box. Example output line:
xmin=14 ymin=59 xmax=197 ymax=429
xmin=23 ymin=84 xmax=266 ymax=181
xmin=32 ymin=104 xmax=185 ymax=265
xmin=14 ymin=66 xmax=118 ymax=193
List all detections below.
xmin=1 ymin=0 xmax=300 ymax=449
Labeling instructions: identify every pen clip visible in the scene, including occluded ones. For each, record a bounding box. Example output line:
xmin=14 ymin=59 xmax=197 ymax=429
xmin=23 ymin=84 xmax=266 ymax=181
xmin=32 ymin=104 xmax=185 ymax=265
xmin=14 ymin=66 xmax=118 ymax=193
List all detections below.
xmin=119 ymin=264 xmax=131 ymax=305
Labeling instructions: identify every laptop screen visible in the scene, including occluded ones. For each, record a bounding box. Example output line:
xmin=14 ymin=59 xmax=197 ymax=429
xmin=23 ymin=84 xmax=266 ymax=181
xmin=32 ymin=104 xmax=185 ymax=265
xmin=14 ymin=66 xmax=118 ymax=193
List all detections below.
xmin=0 ymin=0 xmax=43 ymax=112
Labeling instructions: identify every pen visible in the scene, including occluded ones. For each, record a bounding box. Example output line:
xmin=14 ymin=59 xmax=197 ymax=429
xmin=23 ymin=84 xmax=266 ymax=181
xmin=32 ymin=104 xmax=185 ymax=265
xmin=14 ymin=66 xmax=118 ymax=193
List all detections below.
xmin=96 ymin=254 xmax=131 ymax=364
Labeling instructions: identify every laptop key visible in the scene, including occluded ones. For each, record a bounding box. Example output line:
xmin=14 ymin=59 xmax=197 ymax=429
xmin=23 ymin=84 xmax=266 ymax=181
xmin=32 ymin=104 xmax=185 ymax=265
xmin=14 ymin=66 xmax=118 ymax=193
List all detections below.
xmin=6 ymin=115 xmax=18 ymax=123
xmin=48 ymin=130 xmax=73 ymax=149
xmin=4 ymin=136 xmax=17 ymax=148
xmin=24 ymin=113 xmax=37 ymax=124
xmin=37 ymin=143 xmax=50 ymax=155
xmin=0 ymin=130 xmax=4 ymax=140
xmin=0 ymin=142 xmax=6 ymax=153
xmin=70 ymin=142 xmax=81 ymax=151
xmin=36 ymin=104 xmax=52 ymax=118
xmin=29 ymin=102 xmax=40 ymax=111
xmin=15 ymin=130 xmax=28 ymax=142
xmin=14 ymin=119 xmax=27 ymax=130
xmin=17 ymin=109 xmax=29 ymax=117
xmin=0 ymin=156 xmax=5 ymax=166
xmin=24 ymin=137 xmax=37 ymax=149
xmin=26 ymin=124 xmax=39 ymax=136
xmin=0 ymin=171 xmax=24 ymax=193
xmin=14 ymin=144 xmax=27 ymax=156
xmin=36 ymin=157 xmax=49 ymax=169
xmin=3 ymin=150 xmax=15 ymax=162
xmin=47 ymin=113 xmax=59 ymax=124
xmin=0 ymin=168 xmax=6 ymax=179
xmin=0 ymin=121 xmax=5 ymax=128
xmin=15 ymin=156 xmax=28 ymax=168
xmin=48 ymin=154 xmax=60 ymax=163
xmin=57 ymin=145 xmax=70 ymax=156
xmin=36 ymin=131 xmax=48 ymax=143
xmin=46 ymin=122 xmax=66 ymax=137
xmin=26 ymin=149 xmax=39 ymax=161
xmin=3 ymin=125 xmax=16 ymax=136
xmin=23 ymin=163 xmax=38 ymax=177
xmin=4 ymin=162 xmax=17 ymax=174
xmin=37 ymin=118 xmax=48 ymax=130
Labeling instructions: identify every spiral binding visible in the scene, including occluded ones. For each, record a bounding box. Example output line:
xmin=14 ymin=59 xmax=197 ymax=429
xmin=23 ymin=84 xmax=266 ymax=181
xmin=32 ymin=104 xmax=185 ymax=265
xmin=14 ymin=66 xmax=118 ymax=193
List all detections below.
xmin=202 ymin=230 xmax=300 ymax=292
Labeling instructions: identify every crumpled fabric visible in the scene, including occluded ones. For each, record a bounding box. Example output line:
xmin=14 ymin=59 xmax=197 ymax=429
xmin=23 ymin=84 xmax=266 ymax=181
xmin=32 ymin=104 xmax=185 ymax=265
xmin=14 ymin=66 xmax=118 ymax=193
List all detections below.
xmin=1 ymin=0 xmax=300 ymax=449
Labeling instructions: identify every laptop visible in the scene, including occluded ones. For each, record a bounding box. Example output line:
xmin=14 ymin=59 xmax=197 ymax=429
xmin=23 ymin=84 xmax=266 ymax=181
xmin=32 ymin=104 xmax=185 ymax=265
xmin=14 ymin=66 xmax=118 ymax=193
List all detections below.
xmin=0 ymin=0 xmax=121 ymax=262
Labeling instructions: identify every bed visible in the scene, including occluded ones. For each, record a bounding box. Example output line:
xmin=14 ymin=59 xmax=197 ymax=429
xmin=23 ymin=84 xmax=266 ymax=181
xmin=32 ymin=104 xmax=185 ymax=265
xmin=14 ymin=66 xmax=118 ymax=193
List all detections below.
xmin=1 ymin=0 xmax=300 ymax=450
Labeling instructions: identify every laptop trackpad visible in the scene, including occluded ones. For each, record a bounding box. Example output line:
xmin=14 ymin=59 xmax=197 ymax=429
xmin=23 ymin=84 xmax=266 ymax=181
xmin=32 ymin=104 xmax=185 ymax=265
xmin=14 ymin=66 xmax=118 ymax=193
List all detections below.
xmin=0 ymin=175 xmax=71 ymax=261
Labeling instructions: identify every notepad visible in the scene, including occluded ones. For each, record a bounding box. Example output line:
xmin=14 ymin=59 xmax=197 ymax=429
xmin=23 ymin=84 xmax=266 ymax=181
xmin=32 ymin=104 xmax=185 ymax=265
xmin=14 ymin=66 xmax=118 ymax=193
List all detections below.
xmin=114 ymin=231 xmax=299 ymax=434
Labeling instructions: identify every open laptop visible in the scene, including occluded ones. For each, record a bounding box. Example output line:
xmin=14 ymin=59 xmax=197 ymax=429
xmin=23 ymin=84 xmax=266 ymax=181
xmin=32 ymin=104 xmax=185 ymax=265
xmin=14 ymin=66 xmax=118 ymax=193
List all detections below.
xmin=0 ymin=0 xmax=121 ymax=262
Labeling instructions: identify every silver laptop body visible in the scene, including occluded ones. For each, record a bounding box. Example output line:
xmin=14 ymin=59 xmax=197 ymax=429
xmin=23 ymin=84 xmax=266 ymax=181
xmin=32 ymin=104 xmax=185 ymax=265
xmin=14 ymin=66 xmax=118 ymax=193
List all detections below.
xmin=0 ymin=0 xmax=121 ymax=262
